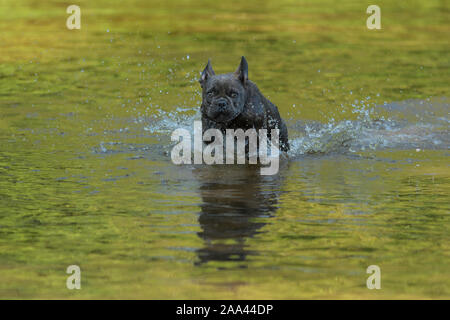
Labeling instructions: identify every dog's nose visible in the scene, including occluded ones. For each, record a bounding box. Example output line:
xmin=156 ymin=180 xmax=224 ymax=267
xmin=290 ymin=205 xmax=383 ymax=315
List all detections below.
xmin=216 ymin=98 xmax=227 ymax=109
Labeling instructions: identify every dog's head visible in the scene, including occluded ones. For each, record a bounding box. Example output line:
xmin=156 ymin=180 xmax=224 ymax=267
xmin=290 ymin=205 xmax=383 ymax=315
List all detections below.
xmin=199 ymin=56 xmax=249 ymax=124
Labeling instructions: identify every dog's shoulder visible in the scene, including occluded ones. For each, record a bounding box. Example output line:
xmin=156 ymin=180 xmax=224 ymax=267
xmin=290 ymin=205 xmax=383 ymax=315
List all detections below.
xmin=245 ymin=81 xmax=282 ymax=122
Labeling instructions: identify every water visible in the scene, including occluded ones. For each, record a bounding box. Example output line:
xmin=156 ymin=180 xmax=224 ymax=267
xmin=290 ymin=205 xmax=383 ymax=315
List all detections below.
xmin=0 ymin=0 xmax=449 ymax=299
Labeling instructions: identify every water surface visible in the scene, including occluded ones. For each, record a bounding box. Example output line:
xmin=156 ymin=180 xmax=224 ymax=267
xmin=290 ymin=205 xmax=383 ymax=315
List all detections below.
xmin=0 ymin=0 xmax=449 ymax=299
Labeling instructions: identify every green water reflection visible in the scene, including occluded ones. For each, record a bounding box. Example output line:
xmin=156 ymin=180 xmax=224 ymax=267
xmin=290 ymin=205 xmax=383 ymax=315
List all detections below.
xmin=0 ymin=0 xmax=448 ymax=299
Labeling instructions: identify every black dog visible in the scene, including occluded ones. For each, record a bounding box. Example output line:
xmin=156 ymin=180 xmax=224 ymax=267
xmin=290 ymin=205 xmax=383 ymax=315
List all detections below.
xmin=199 ymin=56 xmax=289 ymax=151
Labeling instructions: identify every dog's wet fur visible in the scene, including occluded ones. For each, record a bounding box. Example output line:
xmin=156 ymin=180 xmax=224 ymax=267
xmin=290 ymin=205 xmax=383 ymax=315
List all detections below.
xmin=199 ymin=56 xmax=289 ymax=151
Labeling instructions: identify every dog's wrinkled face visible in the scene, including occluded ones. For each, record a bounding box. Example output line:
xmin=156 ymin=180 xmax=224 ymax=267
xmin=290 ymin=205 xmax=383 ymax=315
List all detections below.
xmin=199 ymin=57 xmax=248 ymax=124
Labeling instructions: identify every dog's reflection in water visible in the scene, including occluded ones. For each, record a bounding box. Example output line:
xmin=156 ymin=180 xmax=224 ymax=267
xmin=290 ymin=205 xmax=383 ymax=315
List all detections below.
xmin=193 ymin=165 xmax=285 ymax=266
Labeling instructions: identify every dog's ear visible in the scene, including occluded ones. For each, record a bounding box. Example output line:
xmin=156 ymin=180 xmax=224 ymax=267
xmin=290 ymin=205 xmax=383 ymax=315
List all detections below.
xmin=199 ymin=59 xmax=215 ymax=87
xmin=235 ymin=56 xmax=248 ymax=86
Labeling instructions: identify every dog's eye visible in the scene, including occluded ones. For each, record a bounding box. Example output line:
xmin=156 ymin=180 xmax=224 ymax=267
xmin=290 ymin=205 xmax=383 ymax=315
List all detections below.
xmin=207 ymin=91 xmax=214 ymax=98
xmin=230 ymin=92 xmax=238 ymax=98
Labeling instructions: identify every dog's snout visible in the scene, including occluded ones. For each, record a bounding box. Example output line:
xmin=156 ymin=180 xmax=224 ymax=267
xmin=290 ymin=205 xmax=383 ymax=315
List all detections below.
xmin=216 ymin=98 xmax=228 ymax=109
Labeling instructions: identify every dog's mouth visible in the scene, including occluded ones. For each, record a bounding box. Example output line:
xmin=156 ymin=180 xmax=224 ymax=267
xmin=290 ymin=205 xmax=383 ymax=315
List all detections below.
xmin=209 ymin=111 xmax=240 ymax=124
xmin=205 ymin=105 xmax=240 ymax=124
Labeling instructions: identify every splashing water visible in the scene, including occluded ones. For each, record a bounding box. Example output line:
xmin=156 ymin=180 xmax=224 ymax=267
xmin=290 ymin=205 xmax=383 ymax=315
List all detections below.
xmin=123 ymin=96 xmax=449 ymax=159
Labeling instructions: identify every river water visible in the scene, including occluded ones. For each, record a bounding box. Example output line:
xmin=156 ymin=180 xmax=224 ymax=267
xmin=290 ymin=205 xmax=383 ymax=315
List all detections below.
xmin=0 ymin=0 xmax=448 ymax=298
